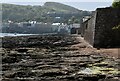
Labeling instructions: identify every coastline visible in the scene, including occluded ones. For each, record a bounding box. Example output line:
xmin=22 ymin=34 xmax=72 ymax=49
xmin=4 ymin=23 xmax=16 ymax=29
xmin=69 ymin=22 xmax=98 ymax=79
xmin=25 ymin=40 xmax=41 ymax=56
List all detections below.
xmin=0 ymin=33 xmax=57 ymax=37
xmin=1 ymin=35 xmax=120 ymax=81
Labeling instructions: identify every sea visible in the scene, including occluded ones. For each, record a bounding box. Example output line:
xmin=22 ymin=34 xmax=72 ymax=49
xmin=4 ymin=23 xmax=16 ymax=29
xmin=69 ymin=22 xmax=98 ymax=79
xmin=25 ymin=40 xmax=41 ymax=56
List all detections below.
xmin=0 ymin=33 xmax=57 ymax=37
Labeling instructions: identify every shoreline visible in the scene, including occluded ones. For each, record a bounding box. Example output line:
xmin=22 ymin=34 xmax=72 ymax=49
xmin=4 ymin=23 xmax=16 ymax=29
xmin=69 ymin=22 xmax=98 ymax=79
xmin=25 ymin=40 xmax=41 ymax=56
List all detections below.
xmin=0 ymin=33 xmax=58 ymax=37
xmin=1 ymin=35 xmax=120 ymax=81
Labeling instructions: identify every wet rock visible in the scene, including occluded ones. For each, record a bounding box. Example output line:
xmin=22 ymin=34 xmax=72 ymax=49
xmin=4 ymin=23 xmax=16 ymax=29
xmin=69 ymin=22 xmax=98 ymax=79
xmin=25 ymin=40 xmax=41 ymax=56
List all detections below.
xmin=41 ymin=71 xmax=66 ymax=77
xmin=2 ymin=64 xmax=12 ymax=71
xmin=15 ymin=71 xmax=36 ymax=78
xmin=82 ymin=75 xmax=99 ymax=81
xmin=99 ymin=77 xmax=120 ymax=81
xmin=93 ymin=63 xmax=108 ymax=67
xmin=15 ymin=48 xmax=28 ymax=53
xmin=2 ymin=35 xmax=79 ymax=48
xmin=1 ymin=35 xmax=119 ymax=81
xmin=4 ymin=72 xmax=16 ymax=78
xmin=2 ymin=56 xmax=20 ymax=63
xmin=78 ymin=63 xmax=88 ymax=67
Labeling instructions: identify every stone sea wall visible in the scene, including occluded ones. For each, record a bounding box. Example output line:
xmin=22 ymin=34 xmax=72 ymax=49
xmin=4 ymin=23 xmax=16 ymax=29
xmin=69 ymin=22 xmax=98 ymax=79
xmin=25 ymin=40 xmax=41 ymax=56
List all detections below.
xmin=81 ymin=7 xmax=120 ymax=48
xmin=94 ymin=7 xmax=120 ymax=48
xmin=84 ymin=12 xmax=96 ymax=46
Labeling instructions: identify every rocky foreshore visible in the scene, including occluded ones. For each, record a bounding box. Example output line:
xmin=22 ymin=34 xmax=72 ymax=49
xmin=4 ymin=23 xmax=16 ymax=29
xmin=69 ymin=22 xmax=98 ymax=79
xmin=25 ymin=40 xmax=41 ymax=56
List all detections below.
xmin=1 ymin=35 xmax=120 ymax=81
xmin=1 ymin=34 xmax=80 ymax=48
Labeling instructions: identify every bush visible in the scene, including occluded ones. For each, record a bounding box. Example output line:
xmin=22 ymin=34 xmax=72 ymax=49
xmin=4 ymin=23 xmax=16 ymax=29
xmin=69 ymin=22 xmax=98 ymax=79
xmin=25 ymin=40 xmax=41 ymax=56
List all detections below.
xmin=112 ymin=0 xmax=120 ymax=8
xmin=112 ymin=24 xmax=120 ymax=32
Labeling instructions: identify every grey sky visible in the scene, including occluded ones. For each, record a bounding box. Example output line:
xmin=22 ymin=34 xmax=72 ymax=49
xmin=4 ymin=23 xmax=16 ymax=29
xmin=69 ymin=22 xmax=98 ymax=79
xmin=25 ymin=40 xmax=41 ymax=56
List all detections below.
xmin=1 ymin=0 xmax=113 ymax=11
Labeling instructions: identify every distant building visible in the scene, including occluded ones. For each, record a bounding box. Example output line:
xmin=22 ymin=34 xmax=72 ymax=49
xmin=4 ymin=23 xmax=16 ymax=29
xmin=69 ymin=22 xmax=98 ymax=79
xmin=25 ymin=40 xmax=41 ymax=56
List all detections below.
xmin=70 ymin=24 xmax=80 ymax=34
xmin=55 ymin=17 xmax=61 ymax=19
xmin=52 ymin=23 xmax=60 ymax=25
xmin=58 ymin=24 xmax=70 ymax=34
xmin=82 ymin=16 xmax=91 ymax=22
xmin=2 ymin=22 xmax=59 ymax=34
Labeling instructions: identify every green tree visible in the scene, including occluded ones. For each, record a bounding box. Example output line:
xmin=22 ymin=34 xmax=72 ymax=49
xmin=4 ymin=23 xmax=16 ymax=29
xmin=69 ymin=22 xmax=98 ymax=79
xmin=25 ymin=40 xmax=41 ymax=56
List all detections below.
xmin=112 ymin=0 xmax=120 ymax=8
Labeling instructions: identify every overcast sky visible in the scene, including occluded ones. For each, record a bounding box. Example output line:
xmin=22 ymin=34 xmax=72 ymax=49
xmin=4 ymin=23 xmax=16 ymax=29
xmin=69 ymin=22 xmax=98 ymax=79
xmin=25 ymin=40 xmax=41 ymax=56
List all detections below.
xmin=1 ymin=0 xmax=113 ymax=11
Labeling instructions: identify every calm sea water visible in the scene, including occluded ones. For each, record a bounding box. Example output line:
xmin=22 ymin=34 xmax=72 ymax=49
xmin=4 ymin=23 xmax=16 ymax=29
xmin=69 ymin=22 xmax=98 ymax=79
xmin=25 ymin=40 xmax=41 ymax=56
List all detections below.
xmin=0 ymin=33 xmax=38 ymax=37
xmin=0 ymin=33 xmax=57 ymax=37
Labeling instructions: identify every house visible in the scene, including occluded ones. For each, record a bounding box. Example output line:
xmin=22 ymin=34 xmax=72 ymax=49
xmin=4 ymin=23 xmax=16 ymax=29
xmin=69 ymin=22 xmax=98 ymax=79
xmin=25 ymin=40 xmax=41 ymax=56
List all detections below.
xmin=58 ymin=24 xmax=70 ymax=34
xmin=70 ymin=24 xmax=80 ymax=34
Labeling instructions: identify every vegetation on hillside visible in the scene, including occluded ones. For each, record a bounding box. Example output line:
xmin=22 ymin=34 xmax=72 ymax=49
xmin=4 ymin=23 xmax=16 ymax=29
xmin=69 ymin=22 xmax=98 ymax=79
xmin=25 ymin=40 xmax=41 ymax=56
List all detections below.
xmin=112 ymin=0 xmax=120 ymax=8
xmin=2 ymin=2 xmax=91 ymax=23
xmin=112 ymin=24 xmax=120 ymax=30
xmin=43 ymin=2 xmax=81 ymax=13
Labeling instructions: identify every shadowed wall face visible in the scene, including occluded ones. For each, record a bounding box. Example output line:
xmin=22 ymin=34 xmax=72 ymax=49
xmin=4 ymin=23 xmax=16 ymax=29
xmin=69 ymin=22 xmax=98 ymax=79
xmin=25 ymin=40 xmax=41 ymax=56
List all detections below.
xmin=84 ymin=12 xmax=96 ymax=46
xmin=82 ymin=7 xmax=120 ymax=48
xmin=94 ymin=8 xmax=120 ymax=48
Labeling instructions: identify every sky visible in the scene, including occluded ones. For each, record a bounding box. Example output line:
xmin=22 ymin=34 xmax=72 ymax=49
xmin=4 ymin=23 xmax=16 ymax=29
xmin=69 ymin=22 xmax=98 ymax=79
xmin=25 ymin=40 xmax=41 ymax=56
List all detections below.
xmin=1 ymin=0 xmax=114 ymax=11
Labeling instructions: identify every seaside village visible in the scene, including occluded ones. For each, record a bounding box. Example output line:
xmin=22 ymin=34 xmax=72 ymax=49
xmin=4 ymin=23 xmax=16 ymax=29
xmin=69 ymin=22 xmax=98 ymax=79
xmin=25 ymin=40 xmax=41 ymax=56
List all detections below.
xmin=1 ymin=2 xmax=120 ymax=81
xmin=2 ymin=20 xmax=80 ymax=34
xmin=2 ymin=7 xmax=120 ymax=48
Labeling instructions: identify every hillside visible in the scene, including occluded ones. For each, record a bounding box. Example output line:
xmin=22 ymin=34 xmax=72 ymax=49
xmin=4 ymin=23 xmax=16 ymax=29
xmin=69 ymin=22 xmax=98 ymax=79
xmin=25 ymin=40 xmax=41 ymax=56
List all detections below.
xmin=2 ymin=2 xmax=91 ymax=23
xmin=43 ymin=2 xmax=81 ymax=13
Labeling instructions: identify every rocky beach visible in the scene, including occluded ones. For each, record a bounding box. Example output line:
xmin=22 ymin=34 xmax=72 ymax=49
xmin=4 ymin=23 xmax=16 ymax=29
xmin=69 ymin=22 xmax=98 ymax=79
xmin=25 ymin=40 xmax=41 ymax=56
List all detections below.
xmin=1 ymin=35 xmax=120 ymax=81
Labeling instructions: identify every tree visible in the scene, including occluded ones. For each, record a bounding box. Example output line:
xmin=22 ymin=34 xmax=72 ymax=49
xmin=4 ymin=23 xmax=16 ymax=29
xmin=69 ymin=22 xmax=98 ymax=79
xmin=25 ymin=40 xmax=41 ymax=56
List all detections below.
xmin=112 ymin=0 xmax=120 ymax=8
